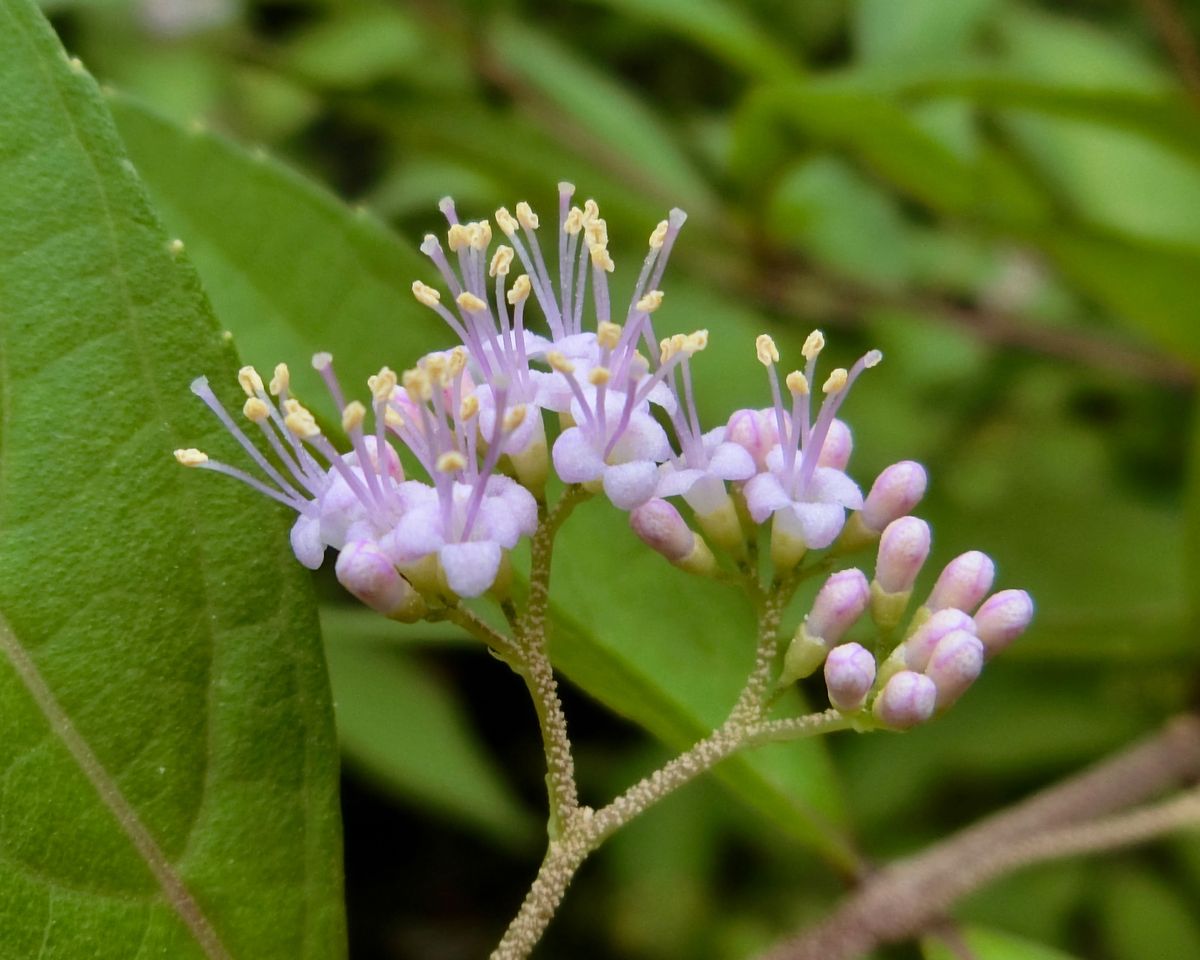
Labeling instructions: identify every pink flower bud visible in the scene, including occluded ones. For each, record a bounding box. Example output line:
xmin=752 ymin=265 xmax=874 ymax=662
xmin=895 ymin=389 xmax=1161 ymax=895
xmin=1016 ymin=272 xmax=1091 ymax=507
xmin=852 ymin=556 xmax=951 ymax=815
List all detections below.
xmin=824 ymin=642 xmax=876 ymax=712
xmin=974 ymin=589 xmax=1034 ymax=656
xmin=875 ymin=517 xmax=931 ymax=594
xmin=903 ymin=608 xmax=975 ymax=671
xmin=816 ymin=418 xmax=853 ymax=470
xmin=860 ymin=460 xmax=927 ymax=532
xmin=924 ymin=630 xmax=984 ymax=708
xmin=873 ymin=671 xmax=936 ymax=729
xmin=630 ymin=498 xmax=695 ymax=563
xmin=928 ymin=550 xmax=995 ymax=613
xmin=726 ymin=408 xmax=778 ymax=470
xmin=806 ymin=568 xmax=870 ymax=644
xmin=335 ymin=540 xmax=419 ymax=616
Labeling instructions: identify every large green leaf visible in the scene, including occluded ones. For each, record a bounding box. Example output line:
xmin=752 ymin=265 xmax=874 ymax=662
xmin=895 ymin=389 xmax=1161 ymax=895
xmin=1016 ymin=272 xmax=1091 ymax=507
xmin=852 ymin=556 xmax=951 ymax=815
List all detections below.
xmin=0 ymin=5 xmax=344 ymax=959
xmin=110 ymin=96 xmax=856 ymax=869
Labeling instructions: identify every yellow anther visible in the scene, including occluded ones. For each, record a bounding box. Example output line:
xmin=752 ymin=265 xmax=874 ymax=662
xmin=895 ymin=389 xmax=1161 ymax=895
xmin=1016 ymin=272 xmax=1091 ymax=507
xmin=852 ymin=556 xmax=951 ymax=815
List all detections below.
xmin=636 ymin=290 xmax=664 ymax=313
xmin=436 ymin=451 xmax=467 ymax=473
xmin=489 ymin=245 xmax=514 ymax=277
xmin=590 ymin=245 xmax=615 ymax=272
xmin=174 ymin=448 xmax=209 ymax=466
xmin=755 ymin=334 xmax=779 ymax=366
xmin=460 ymin=394 xmax=480 ymax=420
xmin=648 ymin=220 xmax=669 ymax=249
xmin=238 ymin=365 xmax=264 ymax=396
xmin=342 ymin=401 xmax=366 ymax=432
xmin=311 ymin=351 xmax=332 ymax=371
xmin=243 ymin=397 xmax=270 ymax=422
xmin=547 ymin=351 xmax=575 ymax=374
xmin=412 ymin=281 xmax=442 ymax=307
xmin=285 ymin=403 xmax=321 ymax=439
xmin=402 ymin=368 xmax=432 ymax=401
xmin=596 ymin=321 xmax=622 ymax=350
xmin=423 ymin=353 xmax=449 ymax=386
xmin=495 ymin=206 xmax=518 ymax=235
xmin=507 ymin=274 xmax=532 ymax=304
xmin=582 ymin=199 xmax=599 ymax=224
xmin=660 ymin=334 xmax=687 ymax=364
xmin=588 ymin=366 xmax=611 ymax=386
xmin=448 ymin=346 xmax=468 ymax=376
xmin=685 ymin=329 xmax=709 ymax=353
xmin=785 ymin=371 xmax=810 ymax=396
xmin=269 ymin=363 xmax=290 ymax=396
xmin=468 ymin=220 xmax=492 ymax=250
xmin=384 ymin=408 xmax=405 ymax=430
xmin=456 ymin=291 xmax=488 ymax=313
xmin=585 ymin=218 xmax=608 ymax=249
xmin=503 ymin=405 xmax=527 ymax=431
xmin=564 ymin=207 xmax=584 ymax=235
xmin=368 ymin=366 xmax=398 ymax=402
xmin=864 ymin=349 xmax=883 ymax=368
xmin=515 ymin=201 xmax=539 ymax=230
xmin=447 ymin=223 xmax=470 ymax=252
xmin=802 ymin=329 xmax=825 ymax=361
xmin=823 ymin=368 xmax=849 ymax=395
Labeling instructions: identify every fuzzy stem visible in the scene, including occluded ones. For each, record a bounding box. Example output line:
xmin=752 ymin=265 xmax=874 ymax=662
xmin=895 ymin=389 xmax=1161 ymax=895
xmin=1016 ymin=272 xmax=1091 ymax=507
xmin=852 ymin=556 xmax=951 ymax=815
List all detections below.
xmin=518 ymin=485 xmax=591 ymax=833
xmin=490 ymin=709 xmax=849 ymax=959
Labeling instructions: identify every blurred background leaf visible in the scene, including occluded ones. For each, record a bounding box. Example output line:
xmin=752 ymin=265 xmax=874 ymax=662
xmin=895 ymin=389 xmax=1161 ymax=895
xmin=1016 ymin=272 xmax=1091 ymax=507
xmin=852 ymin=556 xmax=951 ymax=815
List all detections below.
xmin=36 ymin=0 xmax=1200 ymax=954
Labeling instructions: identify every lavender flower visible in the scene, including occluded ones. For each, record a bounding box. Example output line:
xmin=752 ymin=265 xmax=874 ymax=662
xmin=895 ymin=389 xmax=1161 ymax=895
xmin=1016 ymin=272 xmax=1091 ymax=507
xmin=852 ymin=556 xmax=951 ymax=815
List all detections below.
xmin=742 ymin=331 xmax=880 ymax=568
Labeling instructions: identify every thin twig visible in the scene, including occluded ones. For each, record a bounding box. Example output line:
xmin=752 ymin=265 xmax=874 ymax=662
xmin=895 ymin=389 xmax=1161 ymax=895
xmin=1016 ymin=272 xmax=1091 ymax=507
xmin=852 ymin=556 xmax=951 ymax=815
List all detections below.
xmin=1139 ymin=0 xmax=1200 ymax=100
xmin=757 ymin=714 xmax=1200 ymax=960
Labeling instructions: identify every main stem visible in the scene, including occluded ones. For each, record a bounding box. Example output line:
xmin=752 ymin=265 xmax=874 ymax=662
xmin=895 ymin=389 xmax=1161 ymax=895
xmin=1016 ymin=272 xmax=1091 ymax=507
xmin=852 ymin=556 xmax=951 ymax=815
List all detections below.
xmin=492 ymin=578 xmax=847 ymax=960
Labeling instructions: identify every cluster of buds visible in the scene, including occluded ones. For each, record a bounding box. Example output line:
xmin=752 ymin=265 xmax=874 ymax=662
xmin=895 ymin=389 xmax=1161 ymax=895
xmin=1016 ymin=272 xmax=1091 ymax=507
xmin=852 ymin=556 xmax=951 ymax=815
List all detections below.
xmin=781 ymin=523 xmax=1033 ymax=728
xmin=175 ymin=185 xmax=1032 ymax=680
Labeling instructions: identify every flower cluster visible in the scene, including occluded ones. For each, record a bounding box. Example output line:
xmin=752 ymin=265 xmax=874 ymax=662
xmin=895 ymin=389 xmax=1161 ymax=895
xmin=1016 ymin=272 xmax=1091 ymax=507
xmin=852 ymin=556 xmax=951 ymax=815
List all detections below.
xmin=780 ymin=521 xmax=1034 ymax=728
xmin=176 ymin=185 xmax=1032 ymax=680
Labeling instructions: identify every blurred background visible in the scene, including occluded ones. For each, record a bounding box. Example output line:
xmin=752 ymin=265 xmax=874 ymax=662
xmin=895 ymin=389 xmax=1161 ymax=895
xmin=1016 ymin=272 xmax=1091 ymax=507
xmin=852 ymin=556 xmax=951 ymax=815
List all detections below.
xmin=44 ymin=0 xmax=1200 ymax=956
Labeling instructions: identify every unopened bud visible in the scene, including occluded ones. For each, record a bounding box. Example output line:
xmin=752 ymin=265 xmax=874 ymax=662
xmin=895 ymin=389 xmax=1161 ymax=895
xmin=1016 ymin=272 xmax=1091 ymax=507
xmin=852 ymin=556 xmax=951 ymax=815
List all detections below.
xmin=928 ymin=550 xmax=995 ymax=613
xmin=816 ymin=419 xmax=853 ymax=470
xmin=973 ymin=589 xmax=1034 ymax=657
xmin=875 ymin=517 xmax=931 ymax=594
xmin=824 ymin=642 xmax=876 ymax=713
xmin=630 ymin=499 xmax=694 ymax=564
xmin=873 ymin=671 xmax=936 ymax=730
xmin=860 ymin=461 xmax=927 ymax=533
xmin=335 ymin=541 xmax=424 ymax=621
xmin=726 ymin=408 xmax=778 ymax=469
xmin=805 ymin=568 xmax=870 ymax=644
xmin=924 ymin=630 xmax=984 ymax=709
xmin=901 ymin=608 xmax=975 ymax=672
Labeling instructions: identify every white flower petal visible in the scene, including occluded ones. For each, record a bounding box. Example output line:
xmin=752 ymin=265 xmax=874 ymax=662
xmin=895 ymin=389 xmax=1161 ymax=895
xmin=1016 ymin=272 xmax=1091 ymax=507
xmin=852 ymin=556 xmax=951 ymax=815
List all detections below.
xmin=440 ymin=541 xmax=502 ymax=598
xmin=552 ymin=427 xmax=606 ymax=483
xmin=707 ymin=441 xmax=756 ymax=481
xmin=290 ymin=515 xmax=325 ymax=570
xmin=602 ymin=460 xmax=660 ymax=510
xmin=743 ymin=472 xmax=790 ymax=523
xmin=788 ymin=500 xmax=847 ymax=549
xmin=608 ymin=411 xmax=671 ymax=464
xmin=808 ymin=467 xmax=864 ymax=509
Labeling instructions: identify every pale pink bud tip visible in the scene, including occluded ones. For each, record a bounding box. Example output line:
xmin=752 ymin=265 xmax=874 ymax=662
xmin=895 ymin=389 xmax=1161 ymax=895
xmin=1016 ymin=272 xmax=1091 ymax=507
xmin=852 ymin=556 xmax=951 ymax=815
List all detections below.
xmin=903 ymin=608 xmax=975 ymax=672
xmin=928 ymin=550 xmax=995 ymax=613
xmin=824 ymin=642 xmax=876 ymax=713
xmin=335 ymin=540 xmax=415 ymax=616
xmin=875 ymin=517 xmax=931 ymax=594
xmin=873 ymin=671 xmax=936 ymax=730
xmin=806 ymin=568 xmax=870 ymax=644
xmin=816 ymin=419 xmax=853 ymax=470
xmin=630 ymin=498 xmax=695 ymax=563
xmin=925 ymin=630 xmax=984 ymax=708
xmin=974 ymin=589 xmax=1034 ymax=656
xmin=861 ymin=461 xmax=927 ymax=532
xmin=725 ymin=408 xmax=778 ymax=469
